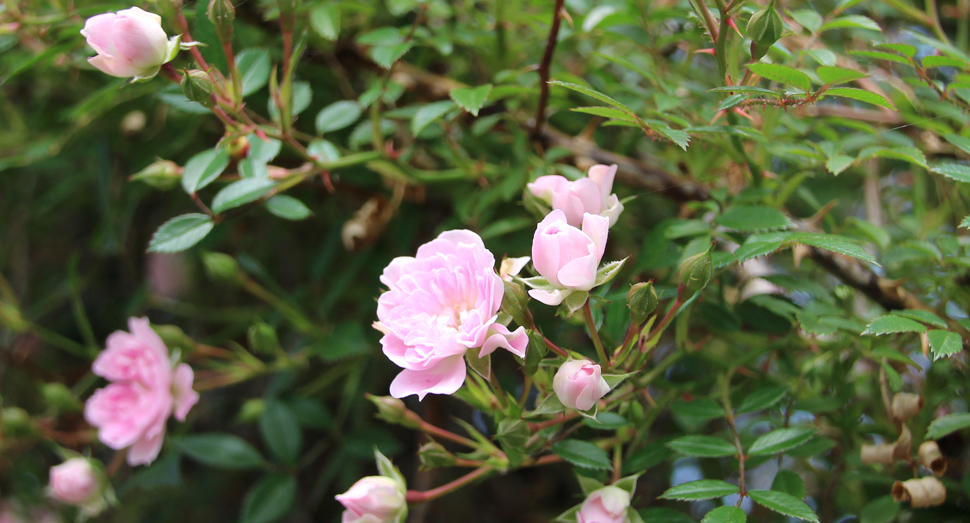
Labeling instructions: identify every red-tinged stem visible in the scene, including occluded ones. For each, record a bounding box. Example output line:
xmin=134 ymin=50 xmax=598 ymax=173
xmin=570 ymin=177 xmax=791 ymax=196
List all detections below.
xmin=405 ymin=467 xmax=493 ymax=505
xmin=417 ymin=420 xmax=478 ymax=449
xmin=531 ymin=0 xmax=565 ymax=140
xmin=544 ymin=336 xmax=569 ymax=358
xmin=160 ymin=62 xmax=182 ymax=84
xmin=528 ymin=411 xmax=579 ymax=432
xmin=523 ymin=454 xmax=563 ymax=467
xmin=191 ymin=193 xmax=215 ymax=217
xmin=222 ymin=41 xmax=243 ymax=109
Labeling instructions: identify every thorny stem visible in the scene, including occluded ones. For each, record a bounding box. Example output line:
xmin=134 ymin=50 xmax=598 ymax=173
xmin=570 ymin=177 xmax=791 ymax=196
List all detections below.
xmin=532 ymin=0 xmax=565 ymax=141
xmin=417 ymin=420 xmax=479 ymax=449
xmin=405 ymin=466 xmax=493 ymax=505
xmin=583 ymin=299 xmax=609 ymax=367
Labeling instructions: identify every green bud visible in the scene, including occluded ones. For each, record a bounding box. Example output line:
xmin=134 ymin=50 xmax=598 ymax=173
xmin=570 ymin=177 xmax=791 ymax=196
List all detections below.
xmin=367 ymin=395 xmax=421 ymax=429
xmin=208 ymin=0 xmax=235 ymax=43
xmin=153 ymin=324 xmax=195 ymax=356
xmin=42 ymin=383 xmax=82 ymax=413
xmin=417 ymin=442 xmax=456 ymax=469
xmin=248 ymin=322 xmax=280 ymax=355
xmin=501 ymin=279 xmax=531 ymax=328
xmin=1 ymin=407 xmax=34 ymax=436
xmin=237 ymin=398 xmax=265 ymax=422
xmin=129 ymin=159 xmax=182 ymax=190
xmin=627 ymin=282 xmax=658 ymax=325
xmin=153 ymin=0 xmax=183 ymax=28
xmin=679 ymin=243 xmax=716 ymax=293
xmin=746 ymin=0 xmax=785 ymax=61
xmin=180 ymin=70 xmax=215 ymax=108
xmin=202 ymin=252 xmax=242 ymax=284
xmin=524 ymin=329 xmax=547 ymax=376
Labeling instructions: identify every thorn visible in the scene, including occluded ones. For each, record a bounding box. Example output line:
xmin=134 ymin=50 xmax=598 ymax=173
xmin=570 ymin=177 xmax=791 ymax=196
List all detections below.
xmin=322 ymin=171 xmax=335 ymax=193
xmin=695 ymin=48 xmax=716 ymax=55
xmin=560 ymin=7 xmax=573 ymax=27
xmin=733 ymin=107 xmax=753 ymax=120
xmin=710 ymin=109 xmax=727 ymax=124
xmin=727 ymin=16 xmax=743 ymax=37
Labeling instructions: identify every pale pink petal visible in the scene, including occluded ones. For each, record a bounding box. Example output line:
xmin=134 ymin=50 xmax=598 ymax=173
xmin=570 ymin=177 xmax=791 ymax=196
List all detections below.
xmin=80 ymin=13 xmax=119 ymax=57
xmin=87 ymin=55 xmax=141 ymax=78
xmin=126 ymin=317 xmax=170 ymax=363
xmin=570 ymin=178 xmax=604 ymax=216
xmin=581 ymin=213 xmax=610 ymax=261
xmin=527 ymin=175 xmax=567 ymax=202
xmin=171 ymin=364 xmax=199 ymax=421
xmin=479 ymin=324 xmax=528 ymax=358
xmin=587 ymin=164 xmax=618 ymax=198
xmin=112 ymin=7 xmax=168 ymax=68
xmin=389 ymin=355 xmax=466 ymax=400
xmin=126 ymin=430 xmax=165 ymax=466
xmin=557 ymin=253 xmax=598 ymax=291
xmin=528 ymin=288 xmax=565 ymax=306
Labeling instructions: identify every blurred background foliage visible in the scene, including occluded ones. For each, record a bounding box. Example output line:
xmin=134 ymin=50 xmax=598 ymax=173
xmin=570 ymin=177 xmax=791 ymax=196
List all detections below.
xmin=2 ymin=0 xmax=970 ymax=521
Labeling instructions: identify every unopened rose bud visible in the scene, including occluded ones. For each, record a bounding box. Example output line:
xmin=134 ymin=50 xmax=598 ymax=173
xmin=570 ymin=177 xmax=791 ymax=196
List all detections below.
xmin=181 ymin=70 xmax=215 ymax=108
xmin=226 ymin=136 xmax=250 ymax=160
xmin=248 ymin=322 xmax=280 ymax=355
xmin=202 ymin=252 xmax=242 ymax=284
xmin=153 ymin=324 xmax=195 ymax=354
xmin=335 ymin=476 xmax=406 ymax=523
xmin=80 ymin=7 xmax=176 ymax=79
xmin=1 ymin=407 xmax=34 ymax=436
xmin=747 ymin=0 xmax=785 ymax=61
xmin=207 ymin=0 xmax=235 ymax=43
xmin=627 ymin=281 xmax=658 ymax=325
xmin=366 ymin=395 xmax=421 ymax=429
xmin=553 ymin=359 xmax=611 ymax=411
xmin=918 ymin=441 xmax=946 ymax=475
xmin=892 ymin=476 xmax=946 ymax=508
xmin=576 ymin=486 xmax=631 ymax=523
xmin=237 ymin=398 xmax=265 ymax=422
xmin=130 ymin=159 xmax=182 ymax=189
xmin=49 ymin=458 xmax=103 ymax=510
xmin=418 ymin=442 xmax=456 ymax=469
xmin=891 ymin=393 xmax=923 ymax=421
xmin=42 ymin=383 xmax=82 ymax=413
xmin=679 ymin=243 xmax=715 ymax=294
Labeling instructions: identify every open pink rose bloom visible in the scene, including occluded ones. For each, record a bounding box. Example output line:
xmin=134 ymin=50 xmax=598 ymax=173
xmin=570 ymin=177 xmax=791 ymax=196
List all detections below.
xmin=527 ymin=164 xmax=624 ymax=228
xmin=376 ymin=230 xmax=528 ymax=400
xmin=84 ymin=317 xmax=198 ymax=465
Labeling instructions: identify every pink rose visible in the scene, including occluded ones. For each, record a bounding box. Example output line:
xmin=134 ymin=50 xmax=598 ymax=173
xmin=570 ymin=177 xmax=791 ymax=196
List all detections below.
xmin=377 ymin=230 xmax=528 ymax=400
xmin=80 ymin=7 xmax=175 ymax=79
xmin=527 ymin=164 xmax=624 ymax=227
xmin=336 ymin=476 xmax=406 ymax=523
xmin=85 ymin=317 xmax=199 ymax=465
xmin=576 ymin=486 xmax=632 ymax=523
xmin=49 ymin=458 xmax=99 ymax=506
xmin=529 ymin=210 xmax=610 ymax=306
xmin=553 ymin=359 xmax=611 ymax=411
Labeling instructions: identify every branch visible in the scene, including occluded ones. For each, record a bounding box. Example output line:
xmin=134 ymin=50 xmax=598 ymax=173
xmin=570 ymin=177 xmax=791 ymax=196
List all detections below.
xmin=532 ymin=0 xmax=565 ymax=141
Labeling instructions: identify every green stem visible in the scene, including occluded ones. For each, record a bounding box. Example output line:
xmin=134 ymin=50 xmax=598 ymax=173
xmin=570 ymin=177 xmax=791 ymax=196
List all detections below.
xmin=222 ymin=41 xmax=243 ymax=109
xmin=583 ymin=299 xmax=609 ymax=367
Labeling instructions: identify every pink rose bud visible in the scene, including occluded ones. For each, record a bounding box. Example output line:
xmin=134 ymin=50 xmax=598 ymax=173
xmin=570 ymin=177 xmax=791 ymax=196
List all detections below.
xmin=527 ymin=164 xmax=624 ymax=228
xmin=377 ymin=230 xmax=528 ymax=400
xmin=80 ymin=7 xmax=175 ymax=79
xmin=85 ymin=317 xmax=199 ymax=466
xmin=49 ymin=458 xmax=100 ymax=506
xmin=529 ymin=210 xmax=609 ymax=306
xmin=336 ymin=476 xmax=406 ymax=523
xmin=576 ymin=486 xmax=632 ymax=523
xmin=553 ymin=359 xmax=611 ymax=411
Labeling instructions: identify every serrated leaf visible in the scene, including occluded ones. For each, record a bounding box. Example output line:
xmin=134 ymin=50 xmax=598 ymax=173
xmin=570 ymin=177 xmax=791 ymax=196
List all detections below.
xmin=790 ymin=9 xmax=823 ymax=33
xmin=370 ymin=42 xmax=413 ymax=69
xmin=316 ymin=100 xmax=363 ymax=134
xmin=236 ymin=48 xmax=271 ymax=97
xmin=771 ymin=470 xmax=807 ymax=499
xmin=450 ymin=84 xmax=493 ymax=116
xmin=595 ymin=258 xmax=627 ymax=286
xmin=849 ymin=50 xmax=911 ymax=65
xmin=922 ymin=55 xmax=967 ymax=69
xmin=309 ymin=4 xmax=340 ymax=40
xmin=926 ymin=412 xmax=970 ymax=439
xmin=259 ymin=399 xmax=302 ymax=464
xmin=862 ymin=315 xmax=927 ymax=335
xmin=549 ymin=80 xmax=633 ymax=112
xmin=787 ymin=437 xmax=836 ymax=457
xmin=930 ymin=162 xmax=970 ymax=182
xmin=859 ymin=496 xmax=900 ymax=523
xmin=411 ymin=101 xmax=456 ymax=135
xmin=647 ymin=122 xmax=691 ymax=150
xmin=876 ymin=43 xmax=917 ymax=58
xmin=748 ymin=427 xmax=816 ymax=455
xmin=670 ymin=399 xmax=724 ymax=421
xmin=822 ymin=88 xmax=895 ymax=110
xmin=747 ymin=63 xmax=812 ymax=93
xmin=602 ymin=372 xmax=636 ymax=389
xmin=816 ymin=66 xmax=868 ymax=85
xmin=892 ymin=309 xmax=947 ymax=329
xmin=789 ymin=233 xmax=879 ymax=266
xmin=927 ymin=329 xmax=962 ymax=360
xmin=265 ymin=195 xmax=311 ymax=220
xmin=667 ymin=436 xmax=737 ymax=457
xmin=583 ymin=412 xmax=631 ymax=430
xmin=881 ymin=360 xmax=902 ymax=391
xmin=211 ymin=179 xmax=276 ymax=214
xmin=734 ymin=234 xmax=786 ymax=262
xmin=717 ymin=93 xmax=746 ymax=111
xmin=716 ymin=205 xmax=793 ymax=231
xmin=623 ymin=441 xmax=671 ymax=474
xmin=182 ymin=148 xmax=230 ymax=194
xmin=826 ymin=154 xmax=854 ymax=175
xmin=820 ymin=15 xmax=881 ymax=32
xmin=702 ymin=506 xmax=746 ymax=523
xmin=659 ymin=480 xmax=739 ymax=501
xmin=945 ymin=133 xmax=970 ymax=155
xmin=962 ymin=215 xmax=970 ymax=229
xmin=174 ymin=433 xmax=265 ymax=469
xmin=708 ymin=85 xmax=779 ymax=96
xmin=240 ymin=474 xmax=297 ymax=523
xmin=570 ymin=106 xmax=634 ymax=121
xmin=737 ymin=385 xmax=788 ymax=414
xmin=552 ymin=440 xmax=612 ymax=470
xmin=747 ymin=490 xmax=819 ymax=522
xmin=638 ymin=508 xmax=696 ymax=523
xmin=148 ymin=214 xmax=214 ymax=253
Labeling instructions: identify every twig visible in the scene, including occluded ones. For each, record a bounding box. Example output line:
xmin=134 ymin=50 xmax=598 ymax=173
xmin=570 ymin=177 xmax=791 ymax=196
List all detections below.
xmin=531 ymin=0 xmax=565 ymax=141
xmin=583 ymin=299 xmax=609 ymax=366
xmin=405 ymin=466 xmax=493 ymax=504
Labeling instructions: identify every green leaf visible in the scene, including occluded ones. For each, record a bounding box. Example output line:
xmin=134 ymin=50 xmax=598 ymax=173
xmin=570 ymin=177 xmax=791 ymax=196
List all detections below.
xmin=821 ymin=88 xmax=895 ymax=110
xmin=582 ymin=412 xmax=631 ymax=430
xmin=702 ymin=506 xmax=746 ymax=523
xmin=715 ymin=205 xmax=793 ymax=231
xmin=734 ymin=234 xmax=785 ymax=262
xmin=875 ymin=43 xmax=917 ymax=58
xmin=826 ymin=154 xmax=855 ymax=175
xmin=667 ymin=436 xmax=737 ymax=457
xmin=552 ymin=440 xmax=612 ymax=470
xmin=265 ymin=195 xmax=311 ymax=220
xmin=307 ymin=139 xmax=341 ymax=163
xmin=646 ymin=121 xmax=691 ymax=150
xmin=708 ymin=86 xmax=779 ymax=96
xmin=892 ymin=309 xmax=947 ymax=329
xmin=771 ymin=470 xmax=806 ymax=499
xmin=881 ymin=360 xmax=903 ymax=391
xmin=549 ymin=80 xmax=634 ymax=113
xmin=174 ymin=433 xmax=265 ymax=469
xmin=930 ymin=162 xmax=970 ymax=182
xmin=945 ymin=133 xmax=970 ymax=155
xmin=747 ymin=63 xmax=812 ymax=93
xmin=849 ymin=50 xmax=911 ymax=65
xmin=816 ymin=66 xmax=868 ymax=85
xmin=862 ymin=315 xmax=927 ymax=335
xmin=787 ymin=437 xmax=836 ymax=457
xmin=659 ymin=480 xmax=739 ymax=501
xmin=737 ymin=385 xmax=788 ymax=414
xmin=309 ymin=4 xmax=340 ymax=40
xmin=259 ymin=399 xmax=303 ymax=464
xmin=820 ymin=15 xmax=881 ymax=32
xmin=925 ymin=412 xmax=970 ymax=439
xmin=790 ymin=9 xmax=823 ymax=33
xmin=370 ymin=42 xmax=413 ymax=69
xmin=450 ymin=84 xmax=493 ymax=116
xmin=182 ymin=148 xmax=230 ymax=194
xmin=637 ymin=508 xmax=695 ymax=523
xmin=670 ymin=399 xmax=724 ymax=421
xmin=927 ymin=329 xmax=962 ymax=360
xmin=789 ymin=233 xmax=879 ymax=265
xmin=595 ymin=258 xmax=627 ymax=286
xmin=247 ymin=136 xmax=282 ymax=166
xmin=570 ymin=106 xmax=635 ymax=121
xmin=240 ymin=474 xmax=297 ymax=523
xmin=623 ymin=441 xmax=671 ymax=474
xmin=211 ymin=179 xmax=276 ymax=214
xmin=748 ymin=427 xmax=816 ymax=455
xmin=922 ymin=55 xmax=967 ymax=69
xmin=316 ymin=100 xmax=363 ymax=134
xmin=602 ymin=371 xmax=636 ymax=389
xmin=717 ymin=93 xmax=746 ymax=111
xmin=148 ymin=214 xmax=214 ymax=253
xmin=411 ymin=101 xmax=456 ymax=135
xmin=859 ymin=496 xmax=900 ymax=523
xmin=236 ymin=48 xmax=271 ymax=97
xmin=747 ymin=490 xmax=819 ymax=522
